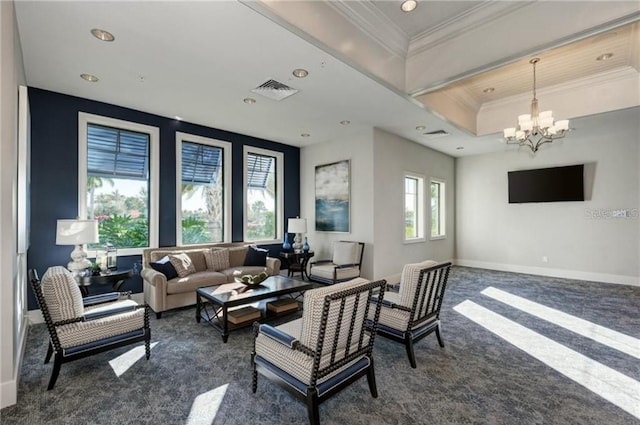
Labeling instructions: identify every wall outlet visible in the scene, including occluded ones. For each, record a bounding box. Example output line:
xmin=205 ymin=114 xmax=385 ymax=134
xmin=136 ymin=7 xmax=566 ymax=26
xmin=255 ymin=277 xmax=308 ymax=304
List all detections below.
xmin=542 ymin=256 xmax=548 ymax=263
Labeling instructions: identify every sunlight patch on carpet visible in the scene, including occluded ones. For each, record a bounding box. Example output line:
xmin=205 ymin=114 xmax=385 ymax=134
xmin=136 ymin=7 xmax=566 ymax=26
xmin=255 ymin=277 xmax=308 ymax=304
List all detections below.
xmin=481 ymin=287 xmax=640 ymax=359
xmin=109 ymin=342 xmax=158 ymax=377
xmin=453 ymin=300 xmax=640 ymax=420
xmin=186 ymin=384 xmax=229 ymax=425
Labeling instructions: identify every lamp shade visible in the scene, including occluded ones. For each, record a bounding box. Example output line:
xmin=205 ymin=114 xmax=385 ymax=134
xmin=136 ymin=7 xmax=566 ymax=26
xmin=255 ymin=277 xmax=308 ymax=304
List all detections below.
xmin=288 ymin=218 xmax=307 ymax=234
xmin=56 ymin=219 xmax=99 ymax=245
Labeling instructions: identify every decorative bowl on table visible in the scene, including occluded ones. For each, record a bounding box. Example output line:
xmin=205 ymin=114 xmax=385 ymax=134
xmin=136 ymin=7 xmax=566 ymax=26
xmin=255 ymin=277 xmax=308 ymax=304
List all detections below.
xmin=234 ymin=271 xmax=269 ymax=286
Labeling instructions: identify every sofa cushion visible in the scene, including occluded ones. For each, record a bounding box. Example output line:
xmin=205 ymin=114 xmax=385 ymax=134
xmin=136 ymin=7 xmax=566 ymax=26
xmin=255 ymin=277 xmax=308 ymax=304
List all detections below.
xmin=245 ymin=245 xmax=268 ymax=266
xmin=166 ymin=271 xmax=228 ymax=294
xmin=149 ymin=256 xmax=179 ymax=280
xmin=205 ymin=248 xmax=230 ymax=271
xmin=186 ymin=250 xmax=208 ymax=272
xmin=228 ymin=246 xmax=248 ymax=267
xmin=169 ymin=253 xmax=197 ymax=277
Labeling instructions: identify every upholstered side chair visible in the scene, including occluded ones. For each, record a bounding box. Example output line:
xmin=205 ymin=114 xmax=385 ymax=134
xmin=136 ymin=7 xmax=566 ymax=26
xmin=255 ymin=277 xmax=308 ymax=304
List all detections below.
xmin=308 ymin=241 xmax=365 ymax=285
xmin=372 ymin=261 xmax=452 ymax=368
xmin=252 ymin=277 xmax=386 ymax=425
xmin=29 ymin=267 xmax=151 ymax=390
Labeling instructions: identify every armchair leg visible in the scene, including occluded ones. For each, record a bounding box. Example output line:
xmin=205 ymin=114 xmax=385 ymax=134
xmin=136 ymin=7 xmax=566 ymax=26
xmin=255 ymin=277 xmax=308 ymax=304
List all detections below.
xmin=435 ymin=323 xmax=445 ymax=348
xmin=404 ymin=334 xmax=417 ymax=369
xmin=251 ymin=366 xmax=258 ymax=393
xmin=366 ymin=358 xmax=378 ymax=398
xmin=155 ymin=312 xmax=162 ymax=320
xmin=47 ymin=353 xmax=63 ymax=390
xmin=44 ymin=342 xmax=53 ymax=364
xmin=306 ymin=388 xmax=320 ymax=425
xmin=145 ymin=332 xmax=151 ymax=360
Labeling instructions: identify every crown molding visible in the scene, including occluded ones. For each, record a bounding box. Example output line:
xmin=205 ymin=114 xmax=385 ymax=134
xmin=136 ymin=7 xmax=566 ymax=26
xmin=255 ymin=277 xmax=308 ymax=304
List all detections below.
xmin=408 ymin=1 xmax=535 ymax=58
xmin=326 ymin=0 xmax=409 ymax=59
xmin=480 ymin=66 xmax=639 ymax=111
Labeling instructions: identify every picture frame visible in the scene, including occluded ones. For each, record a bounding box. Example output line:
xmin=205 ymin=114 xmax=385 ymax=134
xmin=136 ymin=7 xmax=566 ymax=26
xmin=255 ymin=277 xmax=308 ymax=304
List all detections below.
xmin=315 ymin=159 xmax=350 ymax=232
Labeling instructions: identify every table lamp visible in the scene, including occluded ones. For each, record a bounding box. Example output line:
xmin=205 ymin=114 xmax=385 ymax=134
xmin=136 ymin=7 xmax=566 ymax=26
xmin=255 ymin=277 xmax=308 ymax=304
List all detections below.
xmin=287 ymin=217 xmax=307 ymax=253
xmin=56 ymin=219 xmax=99 ymax=274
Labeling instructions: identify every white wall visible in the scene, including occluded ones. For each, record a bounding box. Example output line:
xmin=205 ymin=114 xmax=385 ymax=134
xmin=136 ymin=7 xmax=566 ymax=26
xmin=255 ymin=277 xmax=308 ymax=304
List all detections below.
xmin=300 ymin=127 xmax=456 ymax=283
xmin=300 ymin=128 xmax=375 ymax=278
xmin=372 ymin=129 xmax=455 ymax=280
xmin=456 ymin=107 xmax=640 ymax=285
xmin=0 ymin=0 xmax=27 ymax=408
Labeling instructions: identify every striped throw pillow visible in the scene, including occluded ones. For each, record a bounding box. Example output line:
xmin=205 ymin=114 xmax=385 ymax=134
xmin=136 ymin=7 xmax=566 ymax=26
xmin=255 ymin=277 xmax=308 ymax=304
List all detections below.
xmin=169 ymin=253 xmax=196 ymax=277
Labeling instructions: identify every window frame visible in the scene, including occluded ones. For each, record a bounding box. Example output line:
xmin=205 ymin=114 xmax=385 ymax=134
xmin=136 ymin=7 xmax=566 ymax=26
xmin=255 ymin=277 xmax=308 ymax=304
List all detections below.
xmin=243 ymin=146 xmax=284 ymax=244
xmin=175 ymin=132 xmax=232 ymax=245
xmin=403 ymin=172 xmax=426 ymax=243
xmin=78 ymin=112 xmax=159 ymax=256
xmin=430 ymin=177 xmax=446 ymax=240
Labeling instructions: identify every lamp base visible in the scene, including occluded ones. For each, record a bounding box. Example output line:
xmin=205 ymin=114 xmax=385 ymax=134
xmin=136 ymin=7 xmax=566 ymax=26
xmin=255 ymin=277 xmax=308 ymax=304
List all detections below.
xmin=292 ymin=233 xmax=303 ymax=253
xmin=68 ymin=244 xmax=91 ymax=275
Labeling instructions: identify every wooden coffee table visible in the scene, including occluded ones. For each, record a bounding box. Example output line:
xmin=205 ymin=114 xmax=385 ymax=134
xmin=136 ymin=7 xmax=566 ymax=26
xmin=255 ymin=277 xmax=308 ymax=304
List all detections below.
xmin=195 ymin=275 xmax=313 ymax=343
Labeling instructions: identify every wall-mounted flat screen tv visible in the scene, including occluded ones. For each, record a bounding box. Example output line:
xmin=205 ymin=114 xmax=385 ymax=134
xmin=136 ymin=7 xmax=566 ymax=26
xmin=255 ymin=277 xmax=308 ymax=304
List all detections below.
xmin=508 ymin=164 xmax=584 ymax=203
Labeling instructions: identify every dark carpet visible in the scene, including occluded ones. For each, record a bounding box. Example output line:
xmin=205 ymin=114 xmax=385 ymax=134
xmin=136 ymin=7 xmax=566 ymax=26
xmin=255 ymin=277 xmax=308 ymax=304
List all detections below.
xmin=2 ymin=267 xmax=639 ymax=425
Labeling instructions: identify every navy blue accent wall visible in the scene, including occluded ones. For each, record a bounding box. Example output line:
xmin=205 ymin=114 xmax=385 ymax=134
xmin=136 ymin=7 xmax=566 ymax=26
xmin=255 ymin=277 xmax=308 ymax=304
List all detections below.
xmin=27 ymin=88 xmax=299 ymax=309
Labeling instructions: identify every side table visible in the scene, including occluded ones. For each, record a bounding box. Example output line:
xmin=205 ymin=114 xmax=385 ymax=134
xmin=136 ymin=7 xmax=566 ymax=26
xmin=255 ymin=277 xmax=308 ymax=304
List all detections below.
xmin=76 ymin=269 xmax=134 ymax=297
xmin=280 ymin=251 xmax=314 ymax=280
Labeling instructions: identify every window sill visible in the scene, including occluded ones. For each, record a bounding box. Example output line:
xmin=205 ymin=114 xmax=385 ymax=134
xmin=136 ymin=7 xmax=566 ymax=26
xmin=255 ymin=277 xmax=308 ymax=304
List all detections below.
xmin=403 ymin=237 xmax=426 ymax=245
xmin=430 ymin=235 xmax=446 ymax=241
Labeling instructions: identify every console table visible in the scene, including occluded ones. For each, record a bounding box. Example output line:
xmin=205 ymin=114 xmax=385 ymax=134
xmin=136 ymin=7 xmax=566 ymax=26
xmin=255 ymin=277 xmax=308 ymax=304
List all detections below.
xmin=280 ymin=251 xmax=314 ymax=280
xmin=76 ymin=269 xmax=133 ymax=297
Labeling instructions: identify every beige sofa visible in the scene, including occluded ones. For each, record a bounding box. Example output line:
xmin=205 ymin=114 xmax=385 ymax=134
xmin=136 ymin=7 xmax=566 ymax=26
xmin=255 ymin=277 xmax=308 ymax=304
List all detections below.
xmin=141 ymin=243 xmax=281 ymax=318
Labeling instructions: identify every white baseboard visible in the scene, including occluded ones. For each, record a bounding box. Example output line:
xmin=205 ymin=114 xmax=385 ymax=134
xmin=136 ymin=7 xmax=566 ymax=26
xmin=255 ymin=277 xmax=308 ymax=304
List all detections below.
xmin=454 ymin=259 xmax=639 ymax=287
xmin=0 ymin=321 xmax=27 ymax=409
xmin=28 ymin=292 xmax=146 ymax=325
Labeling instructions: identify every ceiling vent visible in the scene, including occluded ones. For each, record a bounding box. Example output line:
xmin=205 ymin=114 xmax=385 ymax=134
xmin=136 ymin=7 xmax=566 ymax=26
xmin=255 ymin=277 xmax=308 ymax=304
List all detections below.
xmin=422 ymin=129 xmax=449 ymax=139
xmin=251 ymin=79 xmax=299 ymax=101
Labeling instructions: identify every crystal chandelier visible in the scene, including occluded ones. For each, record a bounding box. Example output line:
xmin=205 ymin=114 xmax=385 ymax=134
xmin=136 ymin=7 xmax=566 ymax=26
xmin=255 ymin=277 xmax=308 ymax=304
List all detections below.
xmin=503 ymin=58 xmax=569 ymax=153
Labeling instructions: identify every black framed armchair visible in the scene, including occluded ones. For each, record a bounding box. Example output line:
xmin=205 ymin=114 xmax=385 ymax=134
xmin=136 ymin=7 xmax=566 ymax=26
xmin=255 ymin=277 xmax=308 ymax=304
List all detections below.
xmin=29 ymin=266 xmax=151 ymax=390
xmin=372 ymin=261 xmax=451 ymax=368
xmin=308 ymin=241 xmax=364 ymax=285
xmin=252 ymin=277 xmax=386 ymax=425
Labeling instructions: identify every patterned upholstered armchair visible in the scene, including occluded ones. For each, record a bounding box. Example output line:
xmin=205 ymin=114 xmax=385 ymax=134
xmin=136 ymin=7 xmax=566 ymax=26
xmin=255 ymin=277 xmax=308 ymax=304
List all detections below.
xmin=308 ymin=241 xmax=365 ymax=285
xmin=372 ymin=261 xmax=451 ymax=368
xmin=252 ymin=277 xmax=386 ymax=425
xmin=29 ymin=267 xmax=151 ymax=390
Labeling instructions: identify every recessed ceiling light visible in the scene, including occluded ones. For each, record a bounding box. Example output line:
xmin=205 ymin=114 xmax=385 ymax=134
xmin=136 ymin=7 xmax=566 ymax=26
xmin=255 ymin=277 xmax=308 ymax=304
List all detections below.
xmin=415 ymin=125 xmax=426 ymax=131
xmin=80 ymin=73 xmax=99 ymax=82
xmin=175 ymin=116 xmax=183 ymax=121
xmin=301 ymin=133 xmax=310 ymax=137
xmin=90 ymin=28 xmax=115 ymax=42
xmin=483 ymin=87 xmax=495 ymax=93
xmin=401 ymin=0 xmax=417 ymax=12
xmin=456 ymin=146 xmax=464 ymax=150
xmin=340 ymin=120 xmax=351 ymax=125
xmin=292 ymin=69 xmax=309 ymax=78
xmin=243 ymin=97 xmax=256 ymax=104
xmin=596 ymin=53 xmax=613 ymax=61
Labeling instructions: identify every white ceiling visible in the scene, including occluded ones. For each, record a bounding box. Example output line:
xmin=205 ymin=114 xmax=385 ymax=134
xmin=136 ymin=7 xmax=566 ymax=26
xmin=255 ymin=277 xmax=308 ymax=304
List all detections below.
xmin=14 ymin=1 xmax=640 ymax=158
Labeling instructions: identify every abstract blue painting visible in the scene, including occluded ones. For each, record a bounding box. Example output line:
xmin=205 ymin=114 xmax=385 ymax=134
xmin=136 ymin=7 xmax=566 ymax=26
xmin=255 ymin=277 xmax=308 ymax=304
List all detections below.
xmin=315 ymin=159 xmax=350 ymax=232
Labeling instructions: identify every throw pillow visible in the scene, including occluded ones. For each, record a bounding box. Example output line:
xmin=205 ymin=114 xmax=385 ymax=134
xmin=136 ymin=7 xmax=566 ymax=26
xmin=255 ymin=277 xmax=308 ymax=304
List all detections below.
xmin=204 ymin=248 xmax=230 ymax=271
xmin=169 ymin=253 xmax=197 ymax=277
xmin=149 ymin=256 xmax=179 ymax=280
xmin=244 ymin=245 xmax=268 ymax=267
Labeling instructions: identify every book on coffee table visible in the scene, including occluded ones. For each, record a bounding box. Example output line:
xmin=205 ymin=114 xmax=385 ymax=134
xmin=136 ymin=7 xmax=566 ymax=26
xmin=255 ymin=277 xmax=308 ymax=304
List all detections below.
xmin=267 ymin=299 xmax=299 ymax=315
xmin=227 ymin=306 xmax=261 ymax=324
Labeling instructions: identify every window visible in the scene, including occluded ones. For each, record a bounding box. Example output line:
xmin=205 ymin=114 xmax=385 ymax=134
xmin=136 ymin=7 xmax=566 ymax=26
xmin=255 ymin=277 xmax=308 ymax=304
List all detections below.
xmin=79 ymin=113 xmax=159 ymax=255
xmin=404 ymin=173 xmax=425 ymax=242
xmin=243 ymin=146 xmax=283 ymax=243
xmin=430 ymin=178 xmax=446 ymax=239
xmin=176 ymin=133 xmax=231 ymax=245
